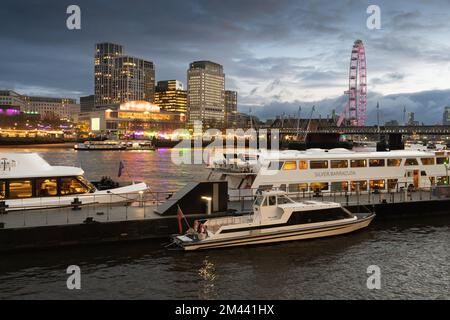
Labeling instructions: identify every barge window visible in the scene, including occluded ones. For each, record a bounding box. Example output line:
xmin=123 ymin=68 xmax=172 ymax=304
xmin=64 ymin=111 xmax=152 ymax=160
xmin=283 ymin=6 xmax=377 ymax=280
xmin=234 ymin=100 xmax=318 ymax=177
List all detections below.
xmin=310 ymin=160 xmax=328 ymax=169
xmin=350 ymin=159 xmax=367 ymax=168
xmin=8 ymin=179 xmax=33 ymax=199
xmin=0 ymin=181 xmax=5 ymax=199
xmin=369 ymin=159 xmax=385 ymax=167
xmin=282 ymin=161 xmax=297 ymax=170
xmin=437 ymin=176 xmax=449 ymax=185
xmin=331 ymin=181 xmax=348 ymax=192
xmin=331 ymin=160 xmax=348 ymax=168
xmin=60 ymin=177 xmax=89 ymax=195
xmin=310 ymin=182 xmax=329 ymax=191
xmin=351 ymin=180 xmax=367 ymax=191
xmin=387 ymin=179 xmax=398 ymax=189
xmin=370 ymin=179 xmax=385 ymax=190
xmin=387 ymin=159 xmax=402 ymax=167
xmin=289 ymin=183 xmax=308 ymax=192
xmin=405 ymin=158 xmax=419 ymax=166
xmin=36 ymin=178 xmax=58 ymax=196
xmin=421 ymin=158 xmax=435 ymax=165
xmin=436 ymin=157 xmax=448 ymax=165
xmin=299 ymin=160 xmax=308 ymax=169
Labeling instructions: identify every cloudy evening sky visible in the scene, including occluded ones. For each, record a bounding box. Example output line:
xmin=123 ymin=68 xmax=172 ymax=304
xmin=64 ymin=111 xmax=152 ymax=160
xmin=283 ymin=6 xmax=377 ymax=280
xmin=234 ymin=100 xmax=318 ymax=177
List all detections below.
xmin=1 ymin=0 xmax=450 ymax=124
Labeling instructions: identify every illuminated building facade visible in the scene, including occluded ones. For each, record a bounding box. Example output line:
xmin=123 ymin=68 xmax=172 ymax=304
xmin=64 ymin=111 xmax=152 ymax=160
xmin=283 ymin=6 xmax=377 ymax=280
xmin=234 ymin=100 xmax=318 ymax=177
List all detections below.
xmin=187 ymin=61 xmax=225 ymax=128
xmin=94 ymin=43 xmax=155 ymax=108
xmin=0 ymin=90 xmax=79 ymax=120
xmin=94 ymin=43 xmax=123 ymax=107
xmin=154 ymin=80 xmax=187 ymax=114
xmin=78 ymin=100 xmax=185 ymax=137
xmin=224 ymin=90 xmax=237 ymax=128
xmin=114 ymin=56 xmax=155 ymax=103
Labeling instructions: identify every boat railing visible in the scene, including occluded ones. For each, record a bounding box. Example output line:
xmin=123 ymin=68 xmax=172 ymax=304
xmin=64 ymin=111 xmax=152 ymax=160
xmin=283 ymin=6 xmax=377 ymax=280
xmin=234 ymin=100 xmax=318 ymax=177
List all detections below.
xmin=0 ymin=189 xmax=180 ymax=229
xmin=227 ymin=185 xmax=450 ymax=212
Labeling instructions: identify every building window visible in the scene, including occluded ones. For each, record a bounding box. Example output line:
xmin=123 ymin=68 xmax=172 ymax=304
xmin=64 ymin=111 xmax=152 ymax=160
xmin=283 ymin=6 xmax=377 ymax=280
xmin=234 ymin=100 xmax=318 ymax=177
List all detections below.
xmin=369 ymin=159 xmax=385 ymax=167
xmin=405 ymin=158 xmax=419 ymax=166
xmin=289 ymin=183 xmax=308 ymax=192
xmin=36 ymin=178 xmax=57 ymax=197
xmin=60 ymin=177 xmax=89 ymax=195
xmin=282 ymin=161 xmax=297 ymax=170
xmin=387 ymin=158 xmax=402 ymax=167
xmin=370 ymin=179 xmax=386 ymax=190
xmin=8 ymin=179 xmax=33 ymax=199
xmin=350 ymin=159 xmax=367 ymax=168
xmin=330 ymin=160 xmax=348 ymax=168
xmin=310 ymin=160 xmax=328 ymax=169
xmin=421 ymin=158 xmax=435 ymax=165
xmin=437 ymin=176 xmax=448 ymax=185
xmin=351 ymin=180 xmax=367 ymax=192
xmin=331 ymin=181 xmax=348 ymax=192
xmin=310 ymin=182 xmax=329 ymax=191
xmin=436 ymin=157 xmax=448 ymax=165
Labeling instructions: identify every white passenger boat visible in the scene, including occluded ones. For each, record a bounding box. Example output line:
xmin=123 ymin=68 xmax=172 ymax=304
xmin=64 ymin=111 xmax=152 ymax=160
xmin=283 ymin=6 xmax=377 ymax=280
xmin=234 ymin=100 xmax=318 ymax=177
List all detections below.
xmin=173 ymin=190 xmax=375 ymax=250
xmin=0 ymin=153 xmax=148 ymax=212
xmin=74 ymin=140 xmax=127 ymax=150
xmin=208 ymin=148 xmax=450 ymax=200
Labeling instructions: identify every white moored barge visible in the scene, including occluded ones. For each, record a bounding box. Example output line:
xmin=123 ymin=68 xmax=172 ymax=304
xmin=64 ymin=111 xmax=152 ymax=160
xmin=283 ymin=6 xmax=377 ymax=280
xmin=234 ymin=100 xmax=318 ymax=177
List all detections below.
xmin=209 ymin=149 xmax=450 ymax=200
xmin=173 ymin=190 xmax=375 ymax=250
xmin=0 ymin=153 xmax=148 ymax=211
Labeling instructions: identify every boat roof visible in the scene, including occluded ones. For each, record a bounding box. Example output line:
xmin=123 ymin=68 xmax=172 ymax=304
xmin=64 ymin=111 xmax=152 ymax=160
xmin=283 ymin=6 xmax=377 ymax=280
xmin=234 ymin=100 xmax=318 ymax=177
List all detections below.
xmin=262 ymin=149 xmax=441 ymax=161
xmin=0 ymin=153 xmax=84 ymax=179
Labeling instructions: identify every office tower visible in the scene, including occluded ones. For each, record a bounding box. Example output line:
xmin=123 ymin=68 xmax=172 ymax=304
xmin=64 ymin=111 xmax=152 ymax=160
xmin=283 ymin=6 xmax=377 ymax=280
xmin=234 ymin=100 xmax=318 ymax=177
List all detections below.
xmin=443 ymin=106 xmax=450 ymax=125
xmin=114 ymin=56 xmax=155 ymax=103
xmin=224 ymin=90 xmax=237 ymax=128
xmin=94 ymin=43 xmax=123 ymax=107
xmin=154 ymin=80 xmax=187 ymax=114
xmin=187 ymin=61 xmax=225 ymax=128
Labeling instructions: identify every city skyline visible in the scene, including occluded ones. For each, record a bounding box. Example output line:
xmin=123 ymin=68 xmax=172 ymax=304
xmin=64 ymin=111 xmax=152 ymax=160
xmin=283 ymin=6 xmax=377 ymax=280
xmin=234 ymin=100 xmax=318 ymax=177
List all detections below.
xmin=1 ymin=0 xmax=450 ymax=123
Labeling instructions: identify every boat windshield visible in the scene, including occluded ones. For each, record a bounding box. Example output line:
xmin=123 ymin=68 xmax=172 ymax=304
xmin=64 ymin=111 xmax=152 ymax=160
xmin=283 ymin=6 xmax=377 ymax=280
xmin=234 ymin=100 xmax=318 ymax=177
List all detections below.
xmin=254 ymin=195 xmax=264 ymax=206
xmin=277 ymin=195 xmax=295 ymax=204
xmin=77 ymin=175 xmax=96 ymax=192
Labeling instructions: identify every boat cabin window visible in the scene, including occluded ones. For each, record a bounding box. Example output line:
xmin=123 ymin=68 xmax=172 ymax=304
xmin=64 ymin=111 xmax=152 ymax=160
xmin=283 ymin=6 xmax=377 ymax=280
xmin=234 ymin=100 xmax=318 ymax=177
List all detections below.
xmin=351 ymin=180 xmax=367 ymax=191
xmin=254 ymin=196 xmax=264 ymax=206
xmin=8 ymin=179 xmax=33 ymax=199
xmin=350 ymin=159 xmax=367 ymax=168
xmin=289 ymin=183 xmax=308 ymax=192
xmin=331 ymin=181 xmax=348 ymax=192
xmin=330 ymin=160 xmax=348 ymax=168
xmin=436 ymin=157 xmax=448 ymax=165
xmin=310 ymin=160 xmax=328 ymax=169
xmin=268 ymin=161 xmax=283 ymax=170
xmin=387 ymin=159 xmax=402 ymax=167
xmin=405 ymin=158 xmax=419 ymax=166
xmin=257 ymin=185 xmax=273 ymax=193
xmin=282 ymin=161 xmax=297 ymax=170
xmin=370 ymin=179 xmax=385 ymax=190
xmin=0 ymin=181 xmax=5 ymax=199
xmin=60 ymin=177 xmax=90 ymax=195
xmin=387 ymin=179 xmax=398 ymax=189
xmin=369 ymin=159 xmax=385 ymax=167
xmin=298 ymin=160 xmax=308 ymax=169
xmin=267 ymin=196 xmax=276 ymax=206
xmin=310 ymin=182 xmax=329 ymax=191
xmin=36 ymin=178 xmax=58 ymax=197
xmin=76 ymin=175 xmax=95 ymax=192
xmin=421 ymin=158 xmax=435 ymax=165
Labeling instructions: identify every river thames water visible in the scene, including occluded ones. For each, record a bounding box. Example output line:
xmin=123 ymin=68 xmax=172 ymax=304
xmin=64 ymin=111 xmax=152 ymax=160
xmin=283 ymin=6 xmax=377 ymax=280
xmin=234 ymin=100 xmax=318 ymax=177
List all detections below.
xmin=0 ymin=146 xmax=450 ymax=299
